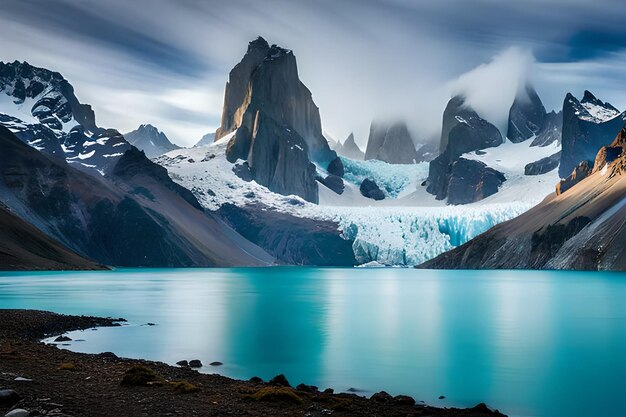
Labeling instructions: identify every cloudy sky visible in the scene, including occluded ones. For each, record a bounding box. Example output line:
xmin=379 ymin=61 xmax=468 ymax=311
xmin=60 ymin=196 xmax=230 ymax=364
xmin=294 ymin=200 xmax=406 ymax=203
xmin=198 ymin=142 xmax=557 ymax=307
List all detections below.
xmin=2 ymin=0 xmax=626 ymax=147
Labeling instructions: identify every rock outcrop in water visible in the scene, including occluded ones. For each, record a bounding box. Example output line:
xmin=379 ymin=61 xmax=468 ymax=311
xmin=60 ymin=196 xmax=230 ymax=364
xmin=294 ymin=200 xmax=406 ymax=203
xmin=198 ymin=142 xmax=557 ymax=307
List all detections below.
xmin=421 ymin=127 xmax=626 ymax=271
xmin=364 ymin=121 xmax=419 ymax=164
xmin=215 ymin=37 xmax=341 ymax=202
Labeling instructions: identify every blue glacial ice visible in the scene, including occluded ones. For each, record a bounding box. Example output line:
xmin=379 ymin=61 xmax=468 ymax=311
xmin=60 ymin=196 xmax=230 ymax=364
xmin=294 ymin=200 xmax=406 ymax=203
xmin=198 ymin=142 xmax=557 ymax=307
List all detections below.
xmin=322 ymin=203 xmax=531 ymax=266
xmin=340 ymin=157 xmax=429 ymax=198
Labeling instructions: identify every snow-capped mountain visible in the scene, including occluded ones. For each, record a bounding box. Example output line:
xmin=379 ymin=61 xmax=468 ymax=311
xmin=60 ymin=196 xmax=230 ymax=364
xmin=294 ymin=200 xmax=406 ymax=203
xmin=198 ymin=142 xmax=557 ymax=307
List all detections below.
xmin=560 ymin=90 xmax=626 ymax=177
xmin=0 ymin=61 xmax=130 ymax=174
xmin=423 ymin=126 xmax=626 ymax=270
xmin=124 ymin=124 xmax=180 ymax=158
xmin=426 ymin=85 xmax=565 ymax=205
xmin=194 ymin=132 xmax=215 ymax=147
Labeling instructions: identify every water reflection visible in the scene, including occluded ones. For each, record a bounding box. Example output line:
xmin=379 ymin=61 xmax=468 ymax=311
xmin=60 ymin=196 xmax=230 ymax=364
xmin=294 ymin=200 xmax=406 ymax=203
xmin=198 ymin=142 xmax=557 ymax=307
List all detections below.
xmin=1 ymin=268 xmax=626 ymax=417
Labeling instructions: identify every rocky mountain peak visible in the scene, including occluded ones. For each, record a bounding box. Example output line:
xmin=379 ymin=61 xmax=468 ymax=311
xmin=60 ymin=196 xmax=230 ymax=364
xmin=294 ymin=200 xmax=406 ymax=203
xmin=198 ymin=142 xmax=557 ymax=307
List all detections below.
xmin=365 ymin=121 xmax=418 ymax=164
xmin=248 ymin=36 xmax=270 ymax=52
xmin=507 ymin=84 xmax=546 ymax=143
xmin=124 ymin=124 xmax=179 ymax=159
xmin=216 ymin=37 xmax=341 ymax=203
xmin=560 ymin=91 xmax=626 ymax=177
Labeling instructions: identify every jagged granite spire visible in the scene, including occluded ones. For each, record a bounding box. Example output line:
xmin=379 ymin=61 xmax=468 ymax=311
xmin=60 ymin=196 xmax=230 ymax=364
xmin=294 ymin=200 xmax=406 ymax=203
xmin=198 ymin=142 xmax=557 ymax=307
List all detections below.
xmin=507 ymin=84 xmax=546 ymax=143
xmin=365 ymin=121 xmax=418 ymax=164
xmin=215 ymin=37 xmax=343 ymax=203
xmin=560 ymin=91 xmax=626 ymax=177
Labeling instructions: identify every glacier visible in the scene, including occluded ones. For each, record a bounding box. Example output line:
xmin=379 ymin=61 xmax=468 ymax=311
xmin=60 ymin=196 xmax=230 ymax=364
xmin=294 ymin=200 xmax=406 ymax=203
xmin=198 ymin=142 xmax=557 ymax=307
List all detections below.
xmin=320 ymin=204 xmax=531 ymax=266
xmin=340 ymin=157 xmax=428 ymax=198
xmin=157 ymin=139 xmax=537 ymax=267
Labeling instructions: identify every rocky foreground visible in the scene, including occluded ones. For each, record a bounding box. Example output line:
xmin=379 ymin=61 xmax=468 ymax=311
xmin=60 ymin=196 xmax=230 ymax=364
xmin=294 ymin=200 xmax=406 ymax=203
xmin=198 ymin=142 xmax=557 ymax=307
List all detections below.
xmin=0 ymin=310 xmax=507 ymax=417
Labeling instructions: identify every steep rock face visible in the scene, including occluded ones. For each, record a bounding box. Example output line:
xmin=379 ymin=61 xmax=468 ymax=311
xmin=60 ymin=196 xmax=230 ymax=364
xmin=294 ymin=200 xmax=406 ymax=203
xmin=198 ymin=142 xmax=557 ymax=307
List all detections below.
xmin=525 ymin=151 xmax=561 ymax=176
xmin=226 ymin=110 xmax=319 ymax=203
xmin=421 ymin=127 xmax=626 ymax=271
xmin=0 ymin=61 xmax=131 ymax=174
xmin=364 ymin=121 xmax=419 ymax=164
xmin=427 ymin=95 xmax=503 ymax=202
xmin=215 ymin=37 xmax=336 ymax=163
xmin=0 ymin=203 xmax=104 ymax=271
xmin=217 ymin=203 xmax=357 ymax=266
xmin=415 ymin=142 xmax=439 ymax=163
xmin=560 ymin=91 xmax=626 ymax=177
xmin=0 ymin=125 xmax=272 ymax=267
xmin=335 ymin=133 xmax=365 ymax=160
xmin=446 ymin=159 xmax=506 ymax=205
xmin=531 ymin=110 xmax=563 ymax=147
xmin=507 ymin=85 xmax=546 ymax=143
xmin=215 ymin=37 xmax=341 ymax=202
xmin=556 ymin=161 xmax=592 ymax=195
xmin=124 ymin=124 xmax=180 ymax=158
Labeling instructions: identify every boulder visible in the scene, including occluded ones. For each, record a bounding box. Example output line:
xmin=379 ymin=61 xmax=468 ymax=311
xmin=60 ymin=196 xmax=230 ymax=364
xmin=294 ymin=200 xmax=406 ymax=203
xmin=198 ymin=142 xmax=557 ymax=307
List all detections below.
xmin=317 ymin=175 xmax=344 ymax=195
xmin=188 ymin=359 xmax=202 ymax=368
xmin=327 ymin=156 xmax=344 ymax=177
xmin=360 ymin=178 xmax=385 ymax=200
xmin=269 ymin=374 xmax=291 ymax=387
xmin=5 ymin=409 xmax=29 ymax=417
xmin=0 ymin=389 xmax=20 ymax=406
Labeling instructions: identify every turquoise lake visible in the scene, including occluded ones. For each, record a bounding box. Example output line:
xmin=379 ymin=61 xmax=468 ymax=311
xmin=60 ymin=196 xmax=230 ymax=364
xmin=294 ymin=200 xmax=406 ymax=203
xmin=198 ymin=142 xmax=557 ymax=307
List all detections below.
xmin=1 ymin=268 xmax=625 ymax=417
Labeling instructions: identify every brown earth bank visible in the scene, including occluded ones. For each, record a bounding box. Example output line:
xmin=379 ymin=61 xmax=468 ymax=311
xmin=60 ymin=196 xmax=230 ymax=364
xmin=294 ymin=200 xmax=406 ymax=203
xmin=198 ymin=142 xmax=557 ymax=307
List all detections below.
xmin=0 ymin=310 xmax=507 ymax=417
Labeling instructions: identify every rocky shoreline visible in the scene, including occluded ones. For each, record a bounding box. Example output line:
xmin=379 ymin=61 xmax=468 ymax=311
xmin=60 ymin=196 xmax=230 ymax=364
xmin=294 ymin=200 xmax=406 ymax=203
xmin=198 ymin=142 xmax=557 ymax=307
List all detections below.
xmin=0 ymin=310 xmax=507 ymax=416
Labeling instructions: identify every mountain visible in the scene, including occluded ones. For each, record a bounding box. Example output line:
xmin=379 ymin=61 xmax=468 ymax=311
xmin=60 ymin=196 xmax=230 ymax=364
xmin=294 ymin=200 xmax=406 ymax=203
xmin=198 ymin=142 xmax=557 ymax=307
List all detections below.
xmin=559 ymin=91 xmax=626 ymax=177
xmin=0 ymin=203 xmax=104 ymax=271
xmin=426 ymin=95 xmax=504 ymax=203
xmin=0 ymin=60 xmax=131 ymax=175
xmin=507 ymin=85 xmax=547 ymax=143
xmin=213 ymin=36 xmax=342 ymax=203
xmin=194 ymin=132 xmax=215 ymax=147
xmin=124 ymin=124 xmax=180 ymax=158
xmin=530 ymin=110 xmax=562 ymax=147
xmin=0 ymin=120 xmax=273 ymax=268
xmin=421 ymin=127 xmax=626 ymax=270
xmin=364 ymin=121 xmax=419 ymax=164
xmin=334 ymin=133 xmax=364 ymax=160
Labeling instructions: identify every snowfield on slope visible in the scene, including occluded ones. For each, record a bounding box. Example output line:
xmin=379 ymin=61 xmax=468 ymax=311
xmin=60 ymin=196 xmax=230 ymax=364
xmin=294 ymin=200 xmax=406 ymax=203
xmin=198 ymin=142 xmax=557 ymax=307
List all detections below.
xmin=157 ymin=135 xmax=535 ymax=266
xmin=461 ymin=139 xmax=561 ymax=205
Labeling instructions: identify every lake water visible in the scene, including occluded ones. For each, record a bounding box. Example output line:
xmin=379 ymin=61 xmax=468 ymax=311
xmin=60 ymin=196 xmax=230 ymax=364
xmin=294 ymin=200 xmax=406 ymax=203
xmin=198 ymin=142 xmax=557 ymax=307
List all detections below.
xmin=1 ymin=268 xmax=625 ymax=417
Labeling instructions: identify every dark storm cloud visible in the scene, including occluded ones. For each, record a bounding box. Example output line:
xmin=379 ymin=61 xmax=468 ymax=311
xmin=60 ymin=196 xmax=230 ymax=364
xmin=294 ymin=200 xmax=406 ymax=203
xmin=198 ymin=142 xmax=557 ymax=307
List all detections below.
xmin=1 ymin=0 xmax=626 ymax=146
